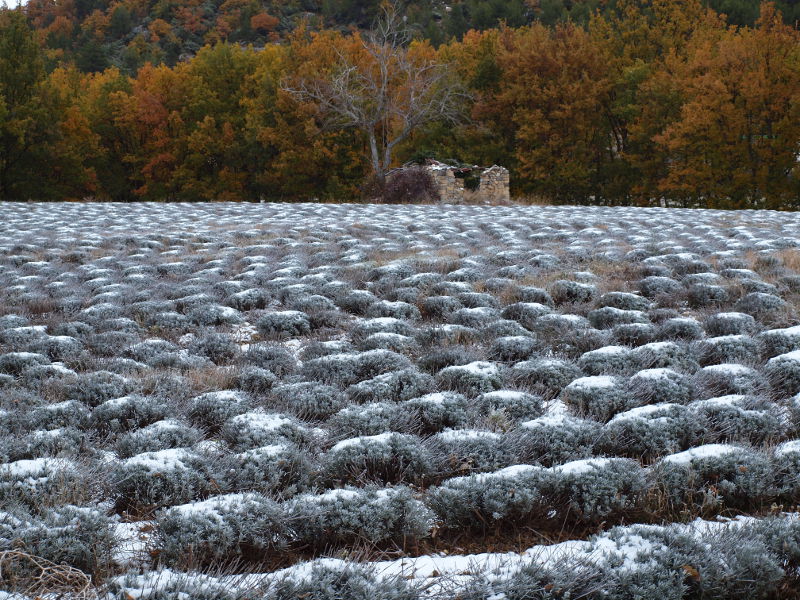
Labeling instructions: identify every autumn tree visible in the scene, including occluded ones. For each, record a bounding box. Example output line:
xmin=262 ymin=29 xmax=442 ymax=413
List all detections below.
xmin=282 ymin=4 xmax=468 ymax=186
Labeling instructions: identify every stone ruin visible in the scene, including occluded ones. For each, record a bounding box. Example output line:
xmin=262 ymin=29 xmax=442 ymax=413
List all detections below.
xmin=421 ymin=159 xmax=511 ymax=204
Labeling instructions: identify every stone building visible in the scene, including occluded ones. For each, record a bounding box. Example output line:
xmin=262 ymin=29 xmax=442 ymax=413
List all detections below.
xmin=422 ymin=159 xmax=511 ymax=204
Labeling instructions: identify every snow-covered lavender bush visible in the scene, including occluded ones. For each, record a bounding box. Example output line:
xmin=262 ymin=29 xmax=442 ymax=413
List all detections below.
xmin=188 ymin=390 xmax=250 ymax=432
xmin=427 ymin=429 xmax=511 ymax=476
xmin=357 ymin=332 xmax=419 ymax=355
xmin=689 ymin=395 xmax=788 ymax=445
xmin=303 ymin=350 xmax=412 ymax=387
xmin=0 ymin=351 xmax=50 ymax=375
xmin=189 ymin=332 xmax=240 ymax=364
xmin=472 ymin=390 xmax=544 ymax=425
xmin=510 ymin=414 xmax=601 ymax=466
xmin=187 ymin=304 xmax=244 ymax=327
xmin=287 ymin=486 xmax=434 ymax=548
xmin=0 ymin=457 xmax=86 ymax=508
xmin=766 ymin=350 xmax=800 ymax=396
xmin=611 ymin=322 xmax=656 ymax=346
xmin=510 ymin=358 xmax=582 ymax=398
xmin=220 ymin=410 xmax=313 ymax=450
xmin=639 ymin=275 xmax=682 ymax=299
xmin=687 ymin=283 xmax=729 ymax=308
xmin=693 ymin=335 xmax=761 ymax=367
xmin=561 ymin=376 xmax=630 ymax=422
xmin=329 ymin=401 xmax=413 ymax=437
xmin=694 ymin=364 xmax=768 ymax=396
xmin=549 ymin=280 xmax=598 ymax=305
xmin=113 ymin=448 xmax=213 ymax=510
xmin=236 ymin=366 xmax=278 ymax=395
xmin=243 ymin=343 xmax=297 ymax=377
xmin=427 ymin=464 xmax=555 ymax=528
xmin=270 ymin=381 xmax=346 ymax=420
xmin=596 ymin=292 xmax=651 ymax=312
xmin=758 ymin=325 xmax=800 ymax=359
xmin=61 ymin=370 xmax=133 ymax=407
xmin=26 ymin=399 xmax=91 ymax=430
xmin=734 ymin=292 xmax=788 ymax=323
xmin=156 ymin=492 xmax=288 ymax=566
xmin=588 ymin=307 xmax=649 ymax=330
xmin=346 ymin=368 xmax=434 ymax=404
xmin=488 ymin=336 xmax=537 ymax=363
xmin=402 ymin=392 xmax=469 ymax=434
xmin=321 ymin=432 xmax=433 ymax=485
xmin=420 ymin=295 xmax=464 ymax=319
xmin=552 ymin=457 xmax=647 ymax=522
xmin=627 ymin=368 xmax=694 ymax=405
xmin=633 ymin=341 xmax=697 ymax=372
xmin=600 ymin=403 xmax=700 ymax=460
xmin=366 ymin=300 xmax=421 ymax=321
xmin=703 ymin=312 xmax=758 ymax=337
xmin=269 ymin=561 xmax=420 ymax=600
xmin=105 ymin=570 xmax=240 ymax=600
xmin=256 ymin=311 xmax=312 ymax=339
xmin=115 ymin=419 xmax=203 ymax=458
xmin=657 ymin=317 xmax=704 ymax=341
xmin=91 ymin=395 xmax=165 ymax=434
xmin=651 ymin=444 xmax=775 ymax=511
xmin=218 ymin=443 xmax=312 ymax=497
xmin=436 ymin=361 xmax=503 ymax=397
xmin=417 ymin=345 xmax=480 ymax=374
xmin=500 ymin=302 xmax=552 ymax=329
xmin=577 ymin=346 xmax=638 ymax=376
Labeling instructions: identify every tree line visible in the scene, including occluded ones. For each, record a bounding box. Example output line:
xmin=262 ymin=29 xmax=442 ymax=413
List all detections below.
xmin=3 ymin=0 xmax=800 ymax=207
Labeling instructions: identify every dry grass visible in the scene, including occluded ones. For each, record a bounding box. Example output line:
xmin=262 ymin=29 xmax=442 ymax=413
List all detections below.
xmin=0 ymin=550 xmax=95 ymax=599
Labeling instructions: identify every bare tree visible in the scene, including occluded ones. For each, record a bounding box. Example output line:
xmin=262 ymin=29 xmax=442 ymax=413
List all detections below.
xmin=282 ymin=3 xmax=468 ymax=186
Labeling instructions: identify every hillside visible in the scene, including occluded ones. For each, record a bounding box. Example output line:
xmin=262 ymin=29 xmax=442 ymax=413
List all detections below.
xmin=20 ymin=0 xmax=800 ymax=74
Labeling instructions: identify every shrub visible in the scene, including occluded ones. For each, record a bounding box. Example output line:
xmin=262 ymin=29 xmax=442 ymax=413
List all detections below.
xmin=734 ymin=292 xmax=788 ymax=323
xmin=271 ymin=381 xmax=346 ymax=420
xmin=189 ymin=333 xmax=240 ymax=364
xmin=766 ymin=350 xmax=800 ymax=396
xmin=489 ymin=336 xmax=538 ymax=362
xmin=329 ymin=401 xmax=413 ymax=437
xmin=228 ymin=287 xmax=270 ymax=310
xmin=436 ymin=362 xmax=503 ymax=397
xmin=773 ymin=440 xmax=800 ymax=501
xmin=337 ymin=290 xmax=380 ymax=315
xmin=0 ymin=457 xmax=86 ymax=508
xmin=639 ymin=275 xmax=682 ymax=298
xmin=510 ymin=414 xmax=601 ymax=466
xmin=382 ymin=166 xmax=439 ymax=203
xmin=626 ymin=368 xmax=695 ymax=405
xmin=346 ymin=368 xmax=434 ymax=404
xmin=694 ymin=364 xmax=768 ymax=396
xmin=91 ymin=395 xmax=165 ymax=434
xmin=243 ymin=343 xmax=297 ymax=377
xmin=256 ymin=311 xmax=312 ymax=339
xmin=577 ymin=345 xmax=638 ymax=376
xmin=427 ymin=429 xmax=511 ymax=477
xmin=611 ymin=322 xmax=656 ymax=346
xmin=687 ymin=283 xmax=729 ymax=308
xmin=481 ymin=319 xmax=533 ymax=339
xmin=420 ymin=295 xmax=463 ymax=319
xmin=236 ymin=366 xmax=278 ymax=395
xmin=652 ymin=444 xmax=775 ymax=511
xmin=31 ymin=335 xmax=85 ymax=362
xmin=287 ymin=486 xmax=434 ymax=548
xmin=303 ymin=350 xmax=412 ymax=387
xmin=415 ymin=324 xmax=479 ymax=346
xmin=116 ymin=419 xmax=203 ymax=458
xmin=552 ymin=457 xmax=647 ymax=522
xmin=26 ymin=400 xmax=91 ymax=430
xmin=561 ymin=376 xmax=630 ymax=422
xmin=703 ymin=312 xmax=758 ymax=337
xmin=113 ymin=448 xmax=213 ymax=510
xmin=549 ymin=280 xmax=598 ymax=305
xmin=61 ymin=370 xmax=133 ymax=407
xmin=400 ymin=392 xmax=467 ymax=434
xmin=601 ymin=403 xmax=699 ymax=460
xmin=321 ymin=432 xmax=433 ymax=485
xmin=510 ymin=358 xmax=582 ymax=398
xmin=188 ymin=390 xmax=250 ymax=432
xmin=351 ymin=317 xmax=416 ymax=341
xmin=472 ymin=390 xmax=543 ymax=425
xmin=417 ymin=345 xmax=480 ymax=374
xmin=269 ymin=561 xmax=420 ymax=600
xmin=156 ymin=492 xmax=288 ymax=566
xmin=596 ymin=292 xmax=651 ymax=311
xmin=299 ymin=340 xmax=356 ymax=361
xmin=365 ymin=300 xmax=421 ymax=321
xmin=634 ymin=341 xmax=697 ymax=371
xmin=106 ymin=570 xmax=239 ymax=600
xmin=757 ymin=325 xmax=800 ymax=359
xmin=187 ymin=305 xmax=244 ymax=327
xmin=221 ymin=410 xmax=313 ymax=450
xmin=0 ymin=352 xmax=50 ymax=375
xmin=12 ymin=505 xmax=117 ymax=576
xmin=426 ymin=465 xmax=555 ymax=528
xmin=657 ymin=317 xmax=704 ymax=341
xmin=689 ymin=395 xmax=788 ymax=445
xmin=217 ymin=443 xmax=312 ymax=497
xmin=588 ymin=307 xmax=650 ymax=330
xmin=500 ymin=302 xmax=552 ymax=329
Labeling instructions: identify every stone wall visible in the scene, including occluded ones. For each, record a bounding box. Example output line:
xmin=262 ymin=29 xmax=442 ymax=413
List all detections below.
xmin=422 ymin=161 xmax=510 ymax=204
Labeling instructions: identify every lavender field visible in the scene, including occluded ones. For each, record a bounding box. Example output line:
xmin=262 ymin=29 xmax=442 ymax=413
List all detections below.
xmin=2 ymin=202 xmax=800 ymax=599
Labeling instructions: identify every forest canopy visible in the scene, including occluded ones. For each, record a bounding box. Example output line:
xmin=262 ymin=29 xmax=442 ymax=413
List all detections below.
xmin=2 ymin=0 xmax=800 ymax=207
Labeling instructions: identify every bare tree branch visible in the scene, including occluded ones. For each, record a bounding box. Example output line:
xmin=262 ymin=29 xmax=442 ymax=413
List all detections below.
xmin=281 ymin=2 xmax=470 ymax=183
